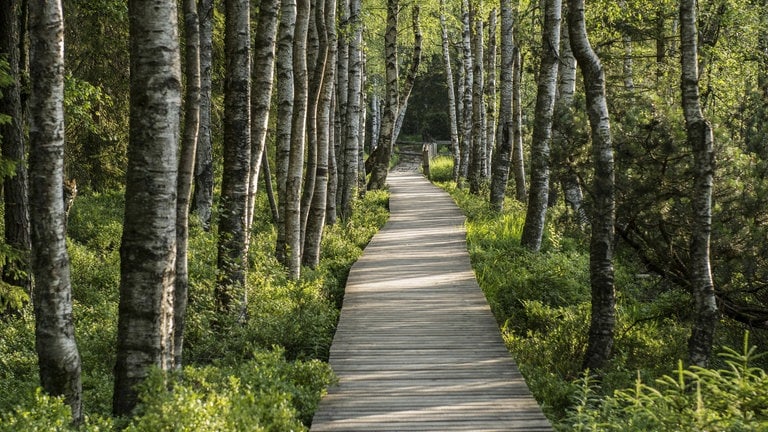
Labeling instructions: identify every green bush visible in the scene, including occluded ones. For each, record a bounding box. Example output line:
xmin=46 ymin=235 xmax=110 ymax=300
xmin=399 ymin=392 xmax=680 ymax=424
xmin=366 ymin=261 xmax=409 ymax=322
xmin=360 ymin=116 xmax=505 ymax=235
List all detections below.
xmin=428 ymin=155 xmax=454 ymax=182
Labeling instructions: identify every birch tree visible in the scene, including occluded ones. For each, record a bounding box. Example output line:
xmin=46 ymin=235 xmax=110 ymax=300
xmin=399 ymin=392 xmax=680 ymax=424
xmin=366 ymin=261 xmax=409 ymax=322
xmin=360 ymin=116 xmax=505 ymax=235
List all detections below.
xmin=521 ymin=0 xmax=561 ymax=251
xmin=439 ymin=0 xmax=460 ymax=182
xmin=468 ymin=17 xmax=485 ymax=195
xmin=0 ymin=0 xmax=31 ymax=294
xmin=28 ymin=0 xmax=82 ymax=421
xmin=174 ymin=0 xmax=200 ymax=369
xmin=511 ymin=43 xmax=526 ymax=201
xmin=114 ymin=0 xmax=180 ymax=415
xmin=216 ymin=0 xmax=251 ymax=309
xmin=568 ymin=0 xmax=616 ymax=372
xmin=304 ymin=0 xmax=337 ymax=267
xmin=459 ymin=0 xmax=473 ymax=180
xmin=680 ymin=0 xmax=717 ymax=368
xmin=192 ymin=0 xmax=214 ymax=230
xmin=489 ymin=0 xmax=514 ymax=210
xmin=484 ymin=8 xmax=497 ymax=178
xmin=340 ymin=0 xmax=362 ymax=220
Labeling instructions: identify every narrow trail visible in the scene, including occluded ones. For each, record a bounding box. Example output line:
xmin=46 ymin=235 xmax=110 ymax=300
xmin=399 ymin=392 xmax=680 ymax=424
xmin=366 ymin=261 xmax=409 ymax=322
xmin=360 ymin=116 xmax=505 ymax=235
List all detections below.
xmin=311 ymin=169 xmax=552 ymax=431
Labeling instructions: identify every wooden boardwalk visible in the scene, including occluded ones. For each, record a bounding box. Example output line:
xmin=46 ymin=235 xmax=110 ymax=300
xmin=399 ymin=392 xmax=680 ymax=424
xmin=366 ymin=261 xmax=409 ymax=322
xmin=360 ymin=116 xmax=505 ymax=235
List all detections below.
xmin=311 ymin=171 xmax=552 ymax=431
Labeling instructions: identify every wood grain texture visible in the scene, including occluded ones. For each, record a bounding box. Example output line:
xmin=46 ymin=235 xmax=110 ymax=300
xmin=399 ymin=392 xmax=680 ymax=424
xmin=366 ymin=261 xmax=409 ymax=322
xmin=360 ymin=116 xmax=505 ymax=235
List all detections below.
xmin=311 ymin=172 xmax=552 ymax=431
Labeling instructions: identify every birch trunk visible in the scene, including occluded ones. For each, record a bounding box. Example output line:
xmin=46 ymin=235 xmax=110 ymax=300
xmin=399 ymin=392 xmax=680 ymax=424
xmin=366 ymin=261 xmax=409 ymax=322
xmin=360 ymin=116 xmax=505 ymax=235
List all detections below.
xmin=28 ymin=0 xmax=82 ymax=420
xmin=284 ymin=0 xmax=310 ymax=278
xmin=439 ymin=0 xmax=460 ymax=182
xmin=366 ymin=0 xmax=399 ymax=190
xmin=468 ymin=17 xmax=485 ymax=195
xmin=459 ymin=0 xmax=473 ymax=181
xmin=114 ymin=0 xmax=180 ymax=415
xmin=489 ymin=0 xmax=513 ymax=210
xmin=174 ymin=0 xmax=200 ymax=370
xmin=305 ymin=0 xmax=337 ymax=267
xmin=335 ymin=0 xmax=349 ymax=208
xmin=326 ymin=101 xmax=338 ymax=225
xmin=0 ymin=0 xmax=31 ymax=295
xmin=247 ymin=0 xmax=280 ymax=235
xmin=485 ymin=9 xmax=497 ymax=179
xmin=680 ymin=0 xmax=717 ymax=368
xmin=216 ymin=0 xmax=251 ymax=307
xmin=340 ymin=0 xmax=362 ymax=219
xmin=192 ymin=0 xmax=214 ymax=230
xmin=521 ymin=0 xmax=560 ymax=251
xmin=511 ymin=46 xmax=526 ymax=201
xmin=568 ymin=0 xmax=616 ymax=372
xmin=392 ymin=5 xmax=423 ymax=145
xmin=275 ymin=0 xmax=296 ymax=264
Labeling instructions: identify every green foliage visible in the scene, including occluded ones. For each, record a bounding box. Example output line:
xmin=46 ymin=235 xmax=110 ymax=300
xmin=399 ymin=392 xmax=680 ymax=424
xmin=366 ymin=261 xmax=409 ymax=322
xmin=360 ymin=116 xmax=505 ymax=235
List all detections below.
xmin=428 ymin=155 xmax=454 ymax=183
xmin=560 ymin=334 xmax=768 ymax=431
xmin=0 ymin=389 xmax=113 ymax=432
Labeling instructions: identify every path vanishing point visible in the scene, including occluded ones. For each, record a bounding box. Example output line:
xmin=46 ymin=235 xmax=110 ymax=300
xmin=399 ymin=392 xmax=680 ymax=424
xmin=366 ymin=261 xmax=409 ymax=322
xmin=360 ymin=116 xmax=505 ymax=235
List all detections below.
xmin=311 ymin=169 xmax=552 ymax=431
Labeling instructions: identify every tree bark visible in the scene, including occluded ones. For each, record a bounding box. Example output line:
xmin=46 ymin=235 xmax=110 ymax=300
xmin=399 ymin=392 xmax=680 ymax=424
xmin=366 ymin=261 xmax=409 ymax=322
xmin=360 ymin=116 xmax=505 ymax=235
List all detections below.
xmin=511 ymin=46 xmax=526 ymax=202
xmin=485 ymin=8 xmax=497 ymax=179
xmin=459 ymin=0 xmax=473 ymax=181
xmin=304 ymin=0 xmax=337 ymax=268
xmin=216 ymin=0 xmax=251 ymax=308
xmin=284 ymin=0 xmax=310 ymax=279
xmin=438 ymin=0 xmax=460 ymax=183
xmin=568 ymin=0 xmax=616 ymax=372
xmin=520 ymin=0 xmax=560 ymax=251
xmin=275 ymin=0 xmax=296 ymax=264
xmin=192 ymin=0 xmax=214 ymax=230
xmin=114 ymin=0 xmax=180 ymax=416
xmin=680 ymin=0 xmax=717 ymax=368
xmin=0 ymin=0 xmax=32 ymax=295
xmin=468 ymin=17 xmax=485 ymax=195
xmin=247 ymin=0 xmax=280 ymax=236
xmin=174 ymin=0 xmax=201 ymax=370
xmin=391 ymin=6 xmax=422 ymax=145
xmin=340 ymin=0 xmax=362 ymax=220
xmin=366 ymin=0 xmax=399 ymax=190
xmin=490 ymin=0 xmax=514 ymax=210
xmin=28 ymin=0 xmax=82 ymax=421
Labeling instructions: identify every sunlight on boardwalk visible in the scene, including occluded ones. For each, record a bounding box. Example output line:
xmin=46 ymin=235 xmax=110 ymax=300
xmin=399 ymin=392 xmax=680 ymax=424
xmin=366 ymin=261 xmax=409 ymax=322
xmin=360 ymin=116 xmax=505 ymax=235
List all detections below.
xmin=311 ymin=171 xmax=552 ymax=431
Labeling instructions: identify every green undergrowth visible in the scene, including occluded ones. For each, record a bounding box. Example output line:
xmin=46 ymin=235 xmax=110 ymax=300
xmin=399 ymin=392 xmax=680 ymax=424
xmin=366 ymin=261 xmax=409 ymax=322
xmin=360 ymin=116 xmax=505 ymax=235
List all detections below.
xmin=434 ymin=164 xmax=767 ymax=430
xmin=0 ymin=189 xmax=389 ymax=430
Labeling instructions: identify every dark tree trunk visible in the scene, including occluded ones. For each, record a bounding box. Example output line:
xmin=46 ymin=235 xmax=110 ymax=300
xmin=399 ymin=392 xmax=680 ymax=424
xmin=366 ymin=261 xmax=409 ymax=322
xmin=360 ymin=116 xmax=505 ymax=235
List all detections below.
xmin=192 ymin=0 xmax=214 ymax=230
xmin=216 ymin=0 xmax=251 ymax=308
xmin=28 ymin=0 xmax=82 ymax=421
xmin=0 ymin=0 xmax=32 ymax=296
xmin=520 ymin=0 xmax=560 ymax=251
xmin=568 ymin=0 xmax=617 ymax=372
xmin=114 ymin=0 xmax=180 ymax=416
xmin=680 ymin=0 xmax=717 ymax=368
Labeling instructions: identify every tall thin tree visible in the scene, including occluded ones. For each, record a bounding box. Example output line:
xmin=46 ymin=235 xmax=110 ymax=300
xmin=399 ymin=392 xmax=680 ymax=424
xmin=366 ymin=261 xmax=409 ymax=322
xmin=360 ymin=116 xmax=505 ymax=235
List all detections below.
xmin=489 ymin=0 xmax=514 ymax=210
xmin=28 ymin=0 xmax=82 ymax=421
xmin=114 ymin=0 xmax=181 ymax=416
xmin=192 ymin=0 xmax=214 ymax=230
xmin=340 ymin=0 xmax=362 ymax=219
xmin=438 ymin=0 xmax=460 ymax=182
xmin=521 ymin=0 xmax=561 ymax=251
xmin=568 ymin=0 xmax=616 ymax=372
xmin=680 ymin=0 xmax=717 ymax=368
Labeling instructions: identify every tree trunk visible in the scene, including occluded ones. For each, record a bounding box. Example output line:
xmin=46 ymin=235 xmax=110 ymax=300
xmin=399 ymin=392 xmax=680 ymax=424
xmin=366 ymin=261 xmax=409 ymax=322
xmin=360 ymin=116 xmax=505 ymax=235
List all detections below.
xmin=334 ymin=0 xmax=349 ymax=212
xmin=326 ymin=101 xmax=338 ymax=226
xmin=275 ymin=0 xmax=295 ymax=264
xmin=520 ymin=0 xmax=560 ymax=251
xmin=511 ymin=46 xmax=526 ymax=201
xmin=174 ymin=0 xmax=200 ymax=370
xmin=0 ymin=0 xmax=32 ymax=296
xmin=485 ymin=8 xmax=497 ymax=179
xmin=553 ymin=12 xmax=588 ymax=227
xmin=304 ymin=0 xmax=337 ymax=268
xmin=468 ymin=17 xmax=485 ymax=195
xmin=366 ymin=0 xmax=399 ymax=190
xmin=247 ymin=0 xmax=280 ymax=235
xmin=340 ymin=0 xmax=362 ymax=219
xmin=114 ymin=0 xmax=180 ymax=416
xmin=284 ymin=0 xmax=310 ymax=279
xmin=216 ymin=0 xmax=251 ymax=309
xmin=390 ymin=6 xmax=423 ymax=152
xmin=438 ymin=0 xmax=460 ymax=183
xmin=568 ymin=0 xmax=616 ymax=372
xmin=489 ymin=0 xmax=513 ymax=211
xmin=680 ymin=0 xmax=717 ymax=368
xmin=28 ymin=0 xmax=82 ymax=421
xmin=192 ymin=0 xmax=214 ymax=230
xmin=459 ymin=0 xmax=473 ymax=181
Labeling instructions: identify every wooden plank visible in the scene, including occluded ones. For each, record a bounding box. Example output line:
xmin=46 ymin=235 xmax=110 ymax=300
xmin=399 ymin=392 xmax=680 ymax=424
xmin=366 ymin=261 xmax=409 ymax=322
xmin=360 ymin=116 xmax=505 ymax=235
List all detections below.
xmin=311 ymin=172 xmax=551 ymax=431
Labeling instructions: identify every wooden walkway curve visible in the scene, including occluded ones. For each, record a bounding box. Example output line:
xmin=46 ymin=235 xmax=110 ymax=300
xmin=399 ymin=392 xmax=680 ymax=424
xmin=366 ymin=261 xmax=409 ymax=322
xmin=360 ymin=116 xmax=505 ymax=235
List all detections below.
xmin=311 ymin=171 xmax=552 ymax=431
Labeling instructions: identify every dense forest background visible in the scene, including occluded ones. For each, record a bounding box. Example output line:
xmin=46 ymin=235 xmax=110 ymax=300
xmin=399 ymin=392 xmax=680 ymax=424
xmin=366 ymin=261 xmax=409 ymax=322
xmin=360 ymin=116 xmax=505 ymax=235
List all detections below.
xmin=1 ymin=0 xmax=768 ymax=430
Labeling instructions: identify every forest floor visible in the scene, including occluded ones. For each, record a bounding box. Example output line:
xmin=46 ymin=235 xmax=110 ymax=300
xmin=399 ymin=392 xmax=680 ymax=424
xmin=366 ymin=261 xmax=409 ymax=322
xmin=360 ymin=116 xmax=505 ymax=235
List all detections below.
xmin=311 ymin=171 xmax=551 ymax=431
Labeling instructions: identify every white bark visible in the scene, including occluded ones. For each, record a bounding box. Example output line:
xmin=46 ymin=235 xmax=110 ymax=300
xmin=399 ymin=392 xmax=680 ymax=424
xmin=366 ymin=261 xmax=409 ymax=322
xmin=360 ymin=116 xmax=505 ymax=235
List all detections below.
xmin=439 ymin=0 xmax=460 ymax=182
